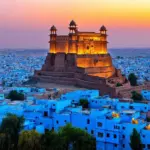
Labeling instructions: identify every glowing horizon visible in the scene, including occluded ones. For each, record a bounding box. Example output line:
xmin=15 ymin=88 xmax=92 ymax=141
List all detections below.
xmin=0 ymin=0 xmax=150 ymax=49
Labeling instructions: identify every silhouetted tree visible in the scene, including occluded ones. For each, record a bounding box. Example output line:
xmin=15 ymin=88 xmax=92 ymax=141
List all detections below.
xmin=0 ymin=114 xmax=25 ymax=150
xmin=79 ymin=99 xmax=89 ymax=109
xmin=130 ymin=128 xmax=142 ymax=150
xmin=131 ymin=91 xmax=143 ymax=101
xmin=7 ymin=90 xmax=25 ymax=101
xmin=18 ymin=130 xmax=41 ymax=150
xmin=128 ymin=73 xmax=137 ymax=86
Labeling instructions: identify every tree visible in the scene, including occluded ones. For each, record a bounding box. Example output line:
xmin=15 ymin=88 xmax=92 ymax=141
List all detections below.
xmin=59 ymin=124 xmax=96 ymax=150
xmin=0 ymin=133 xmax=11 ymax=150
xmin=18 ymin=130 xmax=41 ymax=150
xmin=41 ymin=131 xmax=66 ymax=150
xmin=128 ymin=73 xmax=137 ymax=86
xmin=130 ymin=128 xmax=142 ymax=150
xmin=7 ymin=90 xmax=25 ymax=101
xmin=79 ymin=99 xmax=89 ymax=109
xmin=116 ymin=82 xmax=122 ymax=87
xmin=0 ymin=114 xmax=25 ymax=150
xmin=131 ymin=91 xmax=143 ymax=101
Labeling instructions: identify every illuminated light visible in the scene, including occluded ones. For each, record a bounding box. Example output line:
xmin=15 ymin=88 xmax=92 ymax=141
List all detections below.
xmin=132 ymin=118 xmax=138 ymax=124
xmin=145 ymin=124 xmax=150 ymax=130
xmin=112 ymin=112 xmax=120 ymax=118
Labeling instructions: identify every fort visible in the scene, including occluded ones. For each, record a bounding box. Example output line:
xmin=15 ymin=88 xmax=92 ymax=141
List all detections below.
xmin=34 ymin=20 xmax=128 ymax=97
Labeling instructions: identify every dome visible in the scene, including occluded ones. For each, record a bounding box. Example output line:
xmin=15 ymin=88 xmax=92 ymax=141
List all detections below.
xmin=69 ymin=20 xmax=77 ymax=26
xmin=100 ymin=25 xmax=107 ymax=31
xmin=50 ymin=25 xmax=57 ymax=31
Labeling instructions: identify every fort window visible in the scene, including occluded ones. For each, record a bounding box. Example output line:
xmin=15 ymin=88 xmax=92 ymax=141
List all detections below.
xmin=114 ymin=134 xmax=117 ymax=138
xmin=97 ymin=122 xmax=102 ymax=127
xmin=98 ymin=132 xmax=103 ymax=137
xmin=87 ymin=119 xmax=90 ymax=124
xmin=106 ymin=133 xmax=110 ymax=137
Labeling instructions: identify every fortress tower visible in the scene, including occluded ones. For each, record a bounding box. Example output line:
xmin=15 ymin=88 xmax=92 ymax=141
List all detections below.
xmin=35 ymin=20 xmax=127 ymax=97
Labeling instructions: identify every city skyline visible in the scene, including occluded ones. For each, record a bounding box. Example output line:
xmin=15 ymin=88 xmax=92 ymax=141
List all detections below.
xmin=0 ymin=0 xmax=150 ymax=49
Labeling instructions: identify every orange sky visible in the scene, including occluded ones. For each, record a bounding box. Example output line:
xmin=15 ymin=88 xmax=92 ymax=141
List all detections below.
xmin=0 ymin=0 xmax=150 ymax=48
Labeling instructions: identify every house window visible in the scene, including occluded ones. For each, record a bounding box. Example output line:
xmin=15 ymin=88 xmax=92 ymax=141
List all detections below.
xmin=85 ymin=127 xmax=87 ymax=130
xmin=114 ymin=134 xmax=117 ymax=138
xmin=87 ymin=119 xmax=90 ymax=124
xmin=114 ymin=125 xmax=120 ymax=129
xmin=142 ymin=144 xmax=145 ymax=148
xmin=91 ymin=130 xmax=94 ymax=134
xmin=97 ymin=122 xmax=102 ymax=127
xmin=44 ymin=111 xmax=48 ymax=117
xmin=114 ymin=144 xmax=117 ymax=147
xmin=122 ymin=144 xmax=125 ymax=148
xmin=129 ymin=106 xmax=133 ymax=109
xmin=98 ymin=132 xmax=103 ymax=137
xmin=56 ymin=120 xmax=59 ymax=124
xmin=51 ymin=127 xmax=54 ymax=131
xmin=148 ymin=144 xmax=150 ymax=149
xmin=122 ymin=135 xmax=125 ymax=139
xmin=64 ymin=120 xmax=67 ymax=123
xmin=143 ymin=135 xmax=145 ymax=138
xmin=122 ymin=126 xmax=126 ymax=130
xmin=107 ymin=133 xmax=110 ymax=137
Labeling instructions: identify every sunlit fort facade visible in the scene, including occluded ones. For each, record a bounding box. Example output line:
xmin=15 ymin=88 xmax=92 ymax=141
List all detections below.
xmin=35 ymin=20 xmax=128 ymax=97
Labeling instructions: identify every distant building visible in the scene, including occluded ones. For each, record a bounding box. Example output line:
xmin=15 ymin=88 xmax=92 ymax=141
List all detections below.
xmin=35 ymin=20 xmax=128 ymax=97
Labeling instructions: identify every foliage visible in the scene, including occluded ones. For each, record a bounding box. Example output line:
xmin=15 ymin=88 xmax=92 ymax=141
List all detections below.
xmin=0 ymin=133 xmax=11 ymax=150
xmin=41 ymin=124 xmax=95 ymax=150
xmin=130 ymin=128 xmax=142 ymax=150
xmin=128 ymin=73 xmax=137 ymax=86
xmin=116 ymin=82 xmax=122 ymax=87
xmin=0 ymin=114 xmax=25 ymax=150
xmin=146 ymin=117 xmax=150 ymax=122
xmin=79 ymin=99 xmax=89 ymax=108
xmin=41 ymin=131 xmax=66 ymax=150
xmin=0 ymin=115 xmax=95 ymax=150
xmin=18 ymin=130 xmax=41 ymax=150
xmin=7 ymin=90 xmax=25 ymax=101
xmin=131 ymin=91 xmax=143 ymax=101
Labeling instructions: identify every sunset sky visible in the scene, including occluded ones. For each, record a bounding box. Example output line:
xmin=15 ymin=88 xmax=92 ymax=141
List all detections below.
xmin=0 ymin=0 xmax=150 ymax=49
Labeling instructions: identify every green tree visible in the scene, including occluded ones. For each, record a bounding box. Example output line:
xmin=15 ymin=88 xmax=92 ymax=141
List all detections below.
xmin=79 ymin=99 xmax=89 ymax=109
xmin=59 ymin=124 xmax=96 ymax=150
xmin=41 ymin=131 xmax=66 ymax=150
xmin=116 ymin=82 xmax=122 ymax=87
xmin=18 ymin=130 xmax=41 ymax=150
xmin=7 ymin=90 xmax=25 ymax=101
xmin=131 ymin=91 xmax=143 ymax=101
xmin=130 ymin=128 xmax=142 ymax=150
xmin=128 ymin=73 xmax=137 ymax=86
xmin=0 ymin=133 xmax=11 ymax=150
xmin=0 ymin=114 xmax=25 ymax=150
